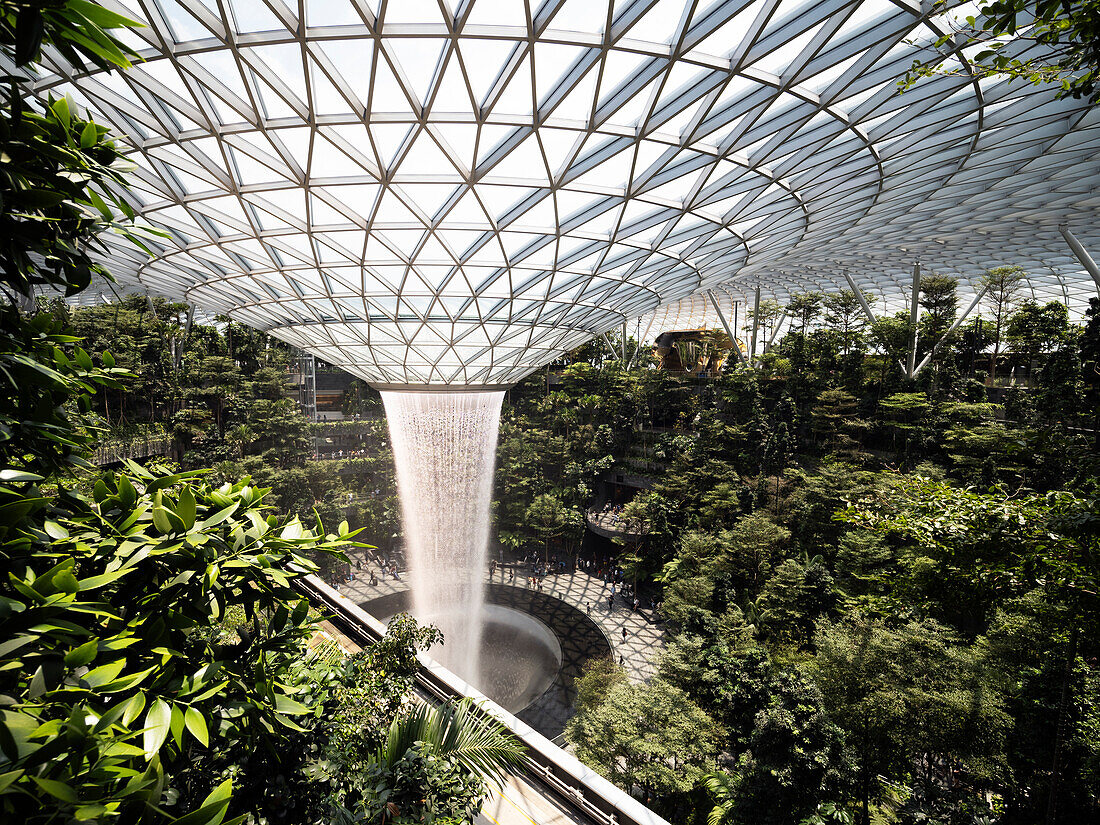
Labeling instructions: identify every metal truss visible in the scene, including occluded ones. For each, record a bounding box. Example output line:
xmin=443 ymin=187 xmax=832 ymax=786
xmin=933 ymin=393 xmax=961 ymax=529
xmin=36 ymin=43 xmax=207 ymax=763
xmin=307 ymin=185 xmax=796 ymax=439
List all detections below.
xmin=13 ymin=0 xmax=1100 ymax=386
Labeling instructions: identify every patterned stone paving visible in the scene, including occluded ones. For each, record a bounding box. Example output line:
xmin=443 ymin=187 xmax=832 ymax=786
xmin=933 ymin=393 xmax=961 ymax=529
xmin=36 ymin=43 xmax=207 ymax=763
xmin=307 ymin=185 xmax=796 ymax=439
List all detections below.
xmin=338 ymin=558 xmax=665 ymax=684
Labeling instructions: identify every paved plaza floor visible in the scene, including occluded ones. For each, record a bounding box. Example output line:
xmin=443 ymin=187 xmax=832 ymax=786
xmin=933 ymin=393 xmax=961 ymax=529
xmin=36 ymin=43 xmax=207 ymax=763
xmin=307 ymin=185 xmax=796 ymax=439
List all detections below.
xmin=338 ymin=562 xmax=665 ymax=683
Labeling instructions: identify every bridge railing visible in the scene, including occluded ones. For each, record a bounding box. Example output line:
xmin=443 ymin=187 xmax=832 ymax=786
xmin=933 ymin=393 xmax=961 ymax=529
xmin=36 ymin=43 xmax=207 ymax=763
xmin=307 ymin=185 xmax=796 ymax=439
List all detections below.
xmin=94 ymin=436 xmax=172 ymax=467
xmin=299 ymin=575 xmax=672 ymax=825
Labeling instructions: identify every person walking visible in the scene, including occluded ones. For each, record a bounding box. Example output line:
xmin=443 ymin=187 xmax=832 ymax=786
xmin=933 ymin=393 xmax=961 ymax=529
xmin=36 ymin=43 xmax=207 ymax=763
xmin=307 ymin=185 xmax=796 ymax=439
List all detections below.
xmin=621 ymin=627 xmax=627 ymax=642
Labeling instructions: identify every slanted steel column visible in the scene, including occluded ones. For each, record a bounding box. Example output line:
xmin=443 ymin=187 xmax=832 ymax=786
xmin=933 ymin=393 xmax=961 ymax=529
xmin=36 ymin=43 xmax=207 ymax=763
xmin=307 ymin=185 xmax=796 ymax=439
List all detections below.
xmin=750 ymin=284 xmax=761 ymax=361
xmin=766 ymin=312 xmax=787 ymax=351
xmin=907 ymin=262 xmax=921 ymax=379
xmin=913 ymin=286 xmax=988 ymax=377
xmin=708 ymin=290 xmax=746 ymax=365
xmin=600 ymin=332 xmax=619 ymax=361
xmin=843 ymin=269 xmax=907 ymax=372
xmin=842 ymin=269 xmax=878 ymax=326
xmin=1059 ymin=225 xmax=1100 ymax=294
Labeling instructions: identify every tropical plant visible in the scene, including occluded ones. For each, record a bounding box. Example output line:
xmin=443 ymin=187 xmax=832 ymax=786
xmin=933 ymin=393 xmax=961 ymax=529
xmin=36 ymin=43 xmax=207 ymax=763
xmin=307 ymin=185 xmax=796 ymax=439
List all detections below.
xmin=342 ymin=698 xmax=525 ymax=824
xmin=0 ymin=461 xmax=356 ymax=822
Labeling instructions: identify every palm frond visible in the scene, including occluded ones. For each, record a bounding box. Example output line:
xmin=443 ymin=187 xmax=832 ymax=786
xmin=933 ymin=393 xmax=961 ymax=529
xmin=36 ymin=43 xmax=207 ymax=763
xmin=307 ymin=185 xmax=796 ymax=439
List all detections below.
xmin=376 ymin=698 xmax=526 ymax=789
xmin=701 ymin=771 xmax=736 ymax=825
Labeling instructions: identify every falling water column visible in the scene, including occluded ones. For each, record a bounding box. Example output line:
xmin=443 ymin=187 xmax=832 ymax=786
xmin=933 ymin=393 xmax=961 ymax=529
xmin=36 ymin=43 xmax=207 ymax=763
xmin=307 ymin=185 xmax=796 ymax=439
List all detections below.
xmin=380 ymin=389 xmax=505 ymax=687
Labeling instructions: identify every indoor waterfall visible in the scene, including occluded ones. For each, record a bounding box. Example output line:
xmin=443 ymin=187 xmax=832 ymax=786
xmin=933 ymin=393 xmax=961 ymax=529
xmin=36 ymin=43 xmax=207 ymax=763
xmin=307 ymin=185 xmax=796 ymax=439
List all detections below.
xmin=380 ymin=389 xmax=505 ymax=686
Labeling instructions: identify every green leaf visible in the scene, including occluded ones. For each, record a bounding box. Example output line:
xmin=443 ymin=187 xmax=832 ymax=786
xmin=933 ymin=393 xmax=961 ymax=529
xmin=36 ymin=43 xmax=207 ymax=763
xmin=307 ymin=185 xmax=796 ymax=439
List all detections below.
xmin=273 ymin=694 xmax=309 ymax=715
xmin=0 ymin=769 xmax=24 ymax=794
xmin=177 ymin=488 xmax=197 ymax=530
xmin=64 ymin=639 xmax=98 ymax=668
xmin=79 ymin=120 xmax=97 ymax=148
xmin=152 ymin=505 xmax=174 ymax=534
xmin=77 ymin=568 xmax=131 ymax=590
xmin=32 ymin=777 xmax=78 ymax=802
xmin=28 ymin=666 xmax=47 ymax=699
xmin=68 ymin=0 xmax=146 ymax=30
xmin=198 ymin=502 xmax=239 ymax=530
xmin=143 ymin=698 xmax=172 ymax=759
xmin=184 ymin=707 xmax=208 ymax=747
xmin=121 ymin=693 xmax=146 ymax=727
xmin=83 ymin=659 xmax=125 ymax=688
xmin=100 ymin=665 xmax=157 ymax=693
xmin=118 ymin=474 xmax=137 ymax=508
xmin=169 ymin=777 xmax=233 ymax=825
xmin=170 ymin=704 xmax=185 ymax=748
xmin=43 ymin=520 xmax=68 ymax=539
xmin=0 ymin=469 xmax=42 ymax=483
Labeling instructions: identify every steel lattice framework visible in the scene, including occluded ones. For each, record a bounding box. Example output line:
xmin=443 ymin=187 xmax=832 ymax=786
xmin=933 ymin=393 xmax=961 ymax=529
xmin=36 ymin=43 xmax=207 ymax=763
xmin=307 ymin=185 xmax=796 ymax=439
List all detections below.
xmin=16 ymin=0 xmax=1100 ymax=386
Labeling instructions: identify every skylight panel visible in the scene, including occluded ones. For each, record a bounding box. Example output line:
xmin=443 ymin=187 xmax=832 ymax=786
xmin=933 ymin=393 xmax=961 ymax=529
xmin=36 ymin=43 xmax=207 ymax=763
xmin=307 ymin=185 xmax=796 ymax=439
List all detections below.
xmin=466 ymin=0 xmax=529 ymax=28
xmin=304 ymin=0 xmax=363 ymax=26
xmin=549 ymin=0 xmax=610 ymax=36
xmin=226 ymin=0 xmax=286 ymax=33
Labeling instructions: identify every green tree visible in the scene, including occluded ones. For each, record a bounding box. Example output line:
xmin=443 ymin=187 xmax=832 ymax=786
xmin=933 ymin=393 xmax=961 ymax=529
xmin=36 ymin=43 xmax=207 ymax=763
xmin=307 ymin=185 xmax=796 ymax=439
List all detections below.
xmin=722 ymin=673 xmax=852 ymax=825
xmin=526 ymin=490 xmax=581 ymax=561
xmin=810 ymin=389 xmax=865 ymax=455
xmin=1006 ymin=299 xmax=1071 ymax=382
xmin=573 ymin=656 xmax=629 ymax=712
xmin=811 ymin=617 xmax=1010 ymax=825
xmin=565 ymin=678 xmax=724 ymax=809
xmin=980 ymin=265 xmax=1027 ymax=382
xmin=0 ymin=462 xmax=359 ymax=823
xmin=917 ymin=273 xmax=959 ymax=360
xmin=823 ymin=290 xmax=870 ymax=356
xmin=787 ymin=292 xmax=824 ymax=335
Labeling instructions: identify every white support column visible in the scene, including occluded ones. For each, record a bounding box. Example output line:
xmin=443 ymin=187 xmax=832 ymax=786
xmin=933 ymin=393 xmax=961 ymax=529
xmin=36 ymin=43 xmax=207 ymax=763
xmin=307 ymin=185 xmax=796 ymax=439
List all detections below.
xmin=750 ymin=284 xmax=761 ymax=362
xmin=1059 ymin=225 xmax=1100 ymax=294
xmin=842 ymin=269 xmax=879 ymax=326
xmin=907 ymin=262 xmax=921 ymax=379
xmin=600 ymin=333 xmax=619 ymax=361
xmin=913 ymin=286 xmax=989 ymax=377
xmin=708 ymin=290 xmax=747 ymax=365
xmin=766 ymin=312 xmax=787 ymax=350
xmin=621 ymin=321 xmax=628 ymax=361
xmin=843 ymin=269 xmax=906 ymax=372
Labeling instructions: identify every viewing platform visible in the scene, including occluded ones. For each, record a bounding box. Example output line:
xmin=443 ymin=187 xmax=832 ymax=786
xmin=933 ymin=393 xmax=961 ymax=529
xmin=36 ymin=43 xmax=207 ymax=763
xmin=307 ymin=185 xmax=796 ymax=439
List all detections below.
xmin=584 ymin=506 xmax=650 ymax=541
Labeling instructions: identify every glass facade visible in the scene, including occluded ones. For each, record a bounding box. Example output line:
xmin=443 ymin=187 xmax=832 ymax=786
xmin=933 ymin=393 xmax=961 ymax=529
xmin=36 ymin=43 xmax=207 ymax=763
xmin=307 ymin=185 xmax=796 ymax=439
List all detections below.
xmin=14 ymin=0 xmax=1100 ymax=384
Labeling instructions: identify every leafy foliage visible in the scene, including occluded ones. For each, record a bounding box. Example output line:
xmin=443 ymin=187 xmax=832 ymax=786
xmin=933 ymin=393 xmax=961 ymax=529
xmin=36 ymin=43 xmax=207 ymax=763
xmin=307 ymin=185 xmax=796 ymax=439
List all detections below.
xmin=0 ymin=460 xmax=357 ymax=822
xmin=904 ymin=0 xmax=1100 ymax=101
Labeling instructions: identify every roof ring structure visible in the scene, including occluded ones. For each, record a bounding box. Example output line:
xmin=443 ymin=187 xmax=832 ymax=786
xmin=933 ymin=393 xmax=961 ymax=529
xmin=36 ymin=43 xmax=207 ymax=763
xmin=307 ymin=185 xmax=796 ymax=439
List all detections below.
xmin=14 ymin=0 xmax=1100 ymax=386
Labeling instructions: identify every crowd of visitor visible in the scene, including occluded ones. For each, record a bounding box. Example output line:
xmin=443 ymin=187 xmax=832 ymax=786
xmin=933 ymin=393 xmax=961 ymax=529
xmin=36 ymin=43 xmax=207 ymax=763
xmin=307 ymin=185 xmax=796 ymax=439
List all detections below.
xmin=589 ymin=502 xmax=627 ymax=526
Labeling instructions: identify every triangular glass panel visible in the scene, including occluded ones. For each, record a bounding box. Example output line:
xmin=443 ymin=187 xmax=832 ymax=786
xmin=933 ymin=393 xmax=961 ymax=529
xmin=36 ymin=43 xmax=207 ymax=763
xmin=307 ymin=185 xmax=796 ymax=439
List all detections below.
xmin=386 ymin=37 xmax=446 ymax=106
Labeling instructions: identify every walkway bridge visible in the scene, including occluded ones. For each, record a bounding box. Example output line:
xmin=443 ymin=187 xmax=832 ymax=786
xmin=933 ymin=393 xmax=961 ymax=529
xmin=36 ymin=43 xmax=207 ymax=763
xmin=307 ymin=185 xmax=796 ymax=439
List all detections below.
xmin=298 ymin=576 xmax=671 ymax=825
xmin=94 ymin=436 xmax=172 ymax=467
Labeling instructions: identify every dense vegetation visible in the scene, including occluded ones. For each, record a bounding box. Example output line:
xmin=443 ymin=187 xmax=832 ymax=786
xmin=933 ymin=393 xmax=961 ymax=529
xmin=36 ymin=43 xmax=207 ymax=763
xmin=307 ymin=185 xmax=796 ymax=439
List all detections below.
xmin=494 ymin=289 xmax=1099 ymax=825
xmin=66 ymin=281 xmax=1100 ymax=825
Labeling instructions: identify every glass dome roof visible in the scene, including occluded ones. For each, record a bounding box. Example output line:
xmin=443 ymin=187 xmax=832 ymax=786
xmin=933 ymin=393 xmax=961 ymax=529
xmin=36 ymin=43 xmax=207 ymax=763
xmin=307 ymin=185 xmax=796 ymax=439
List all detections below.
xmin=16 ymin=0 xmax=1100 ymax=385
